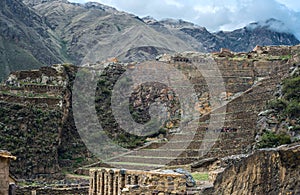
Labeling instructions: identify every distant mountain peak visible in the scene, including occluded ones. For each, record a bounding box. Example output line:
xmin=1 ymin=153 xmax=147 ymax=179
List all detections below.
xmin=142 ymin=16 xmax=158 ymax=24
xmin=23 ymin=0 xmax=68 ymax=6
xmin=246 ymin=18 xmax=290 ymax=33
xmin=83 ymin=2 xmax=117 ymax=12
xmin=159 ymin=18 xmax=196 ymax=28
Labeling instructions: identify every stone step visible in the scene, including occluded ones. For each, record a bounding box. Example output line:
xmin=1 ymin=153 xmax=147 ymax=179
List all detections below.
xmin=141 ymin=135 xmax=252 ymax=151
xmin=143 ymin=139 xmax=220 ymax=149
xmin=168 ymin=130 xmax=254 ymax=140
xmin=109 ymin=155 xmax=199 ymax=166
xmin=106 ymin=147 xmax=244 ymax=166
xmin=106 ymin=161 xmax=164 ymax=170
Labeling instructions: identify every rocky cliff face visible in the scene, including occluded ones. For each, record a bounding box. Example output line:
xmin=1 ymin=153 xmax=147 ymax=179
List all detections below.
xmin=211 ymin=144 xmax=300 ymax=195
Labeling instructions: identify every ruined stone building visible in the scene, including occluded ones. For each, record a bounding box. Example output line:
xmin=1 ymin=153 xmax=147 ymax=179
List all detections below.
xmin=89 ymin=168 xmax=187 ymax=195
xmin=0 ymin=150 xmax=16 ymax=195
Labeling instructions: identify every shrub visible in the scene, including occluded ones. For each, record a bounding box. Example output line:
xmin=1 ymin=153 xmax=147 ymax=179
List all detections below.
xmin=291 ymin=125 xmax=300 ymax=131
xmin=285 ymin=100 xmax=300 ymax=118
xmin=267 ymin=99 xmax=287 ymax=112
xmin=116 ymin=133 xmax=145 ymax=149
xmin=258 ymin=131 xmax=291 ymax=148
xmin=282 ymin=76 xmax=300 ymax=101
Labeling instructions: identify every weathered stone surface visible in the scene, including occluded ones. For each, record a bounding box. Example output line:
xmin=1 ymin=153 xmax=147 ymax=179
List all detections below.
xmin=255 ymin=63 xmax=300 ymax=145
xmin=211 ymin=144 xmax=300 ymax=195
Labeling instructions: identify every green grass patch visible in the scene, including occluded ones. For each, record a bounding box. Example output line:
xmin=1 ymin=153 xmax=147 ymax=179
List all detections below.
xmin=191 ymin=172 xmax=209 ymax=181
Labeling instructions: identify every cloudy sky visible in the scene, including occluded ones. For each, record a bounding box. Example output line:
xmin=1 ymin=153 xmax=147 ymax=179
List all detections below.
xmin=69 ymin=0 xmax=300 ymax=38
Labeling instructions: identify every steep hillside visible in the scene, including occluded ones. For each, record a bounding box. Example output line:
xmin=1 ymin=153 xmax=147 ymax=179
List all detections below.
xmin=0 ymin=0 xmax=69 ymax=80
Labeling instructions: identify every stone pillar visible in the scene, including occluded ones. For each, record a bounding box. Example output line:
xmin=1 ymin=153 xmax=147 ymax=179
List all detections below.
xmin=98 ymin=171 xmax=104 ymax=195
xmin=113 ymin=174 xmax=119 ymax=195
xmin=104 ymin=171 xmax=109 ymax=195
xmin=108 ymin=170 xmax=114 ymax=195
xmin=120 ymin=170 xmax=126 ymax=189
xmin=88 ymin=170 xmax=95 ymax=195
xmin=126 ymin=175 xmax=132 ymax=185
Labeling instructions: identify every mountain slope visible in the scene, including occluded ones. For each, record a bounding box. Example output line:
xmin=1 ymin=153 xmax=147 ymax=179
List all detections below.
xmin=30 ymin=1 xmax=203 ymax=65
xmin=0 ymin=0 xmax=69 ymax=80
xmin=27 ymin=1 xmax=300 ymax=64
xmin=0 ymin=0 xmax=298 ymax=80
xmin=157 ymin=18 xmax=300 ymax=52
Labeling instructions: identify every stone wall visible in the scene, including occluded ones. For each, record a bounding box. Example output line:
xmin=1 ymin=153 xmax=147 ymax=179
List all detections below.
xmin=89 ymin=168 xmax=187 ymax=195
xmin=0 ymin=94 xmax=61 ymax=108
xmin=16 ymin=185 xmax=89 ymax=195
xmin=0 ymin=102 xmax=62 ymax=179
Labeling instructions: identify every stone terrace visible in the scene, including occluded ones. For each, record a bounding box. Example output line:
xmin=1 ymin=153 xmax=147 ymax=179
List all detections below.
xmin=96 ymin=45 xmax=300 ymax=170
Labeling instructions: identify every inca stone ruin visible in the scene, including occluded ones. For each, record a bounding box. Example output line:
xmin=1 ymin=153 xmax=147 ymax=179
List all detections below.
xmin=0 ymin=45 xmax=300 ymax=194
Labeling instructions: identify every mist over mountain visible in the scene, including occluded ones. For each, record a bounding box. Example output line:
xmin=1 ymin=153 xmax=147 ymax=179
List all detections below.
xmin=0 ymin=0 xmax=299 ymax=80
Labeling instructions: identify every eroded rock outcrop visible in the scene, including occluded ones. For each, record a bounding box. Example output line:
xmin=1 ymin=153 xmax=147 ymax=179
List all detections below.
xmin=212 ymin=144 xmax=300 ymax=195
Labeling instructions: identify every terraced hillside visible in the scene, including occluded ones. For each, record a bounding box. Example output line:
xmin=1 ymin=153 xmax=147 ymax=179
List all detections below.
xmin=0 ymin=64 xmax=93 ymax=179
xmin=1 ymin=45 xmax=300 ymax=180
xmin=94 ymin=46 xmax=300 ymax=170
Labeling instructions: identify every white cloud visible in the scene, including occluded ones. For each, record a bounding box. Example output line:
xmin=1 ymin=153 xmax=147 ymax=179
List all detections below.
xmin=276 ymin=0 xmax=300 ymax=11
xmin=165 ymin=0 xmax=184 ymax=8
xmin=68 ymin=0 xmax=300 ymax=39
xmin=69 ymin=0 xmax=87 ymax=3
